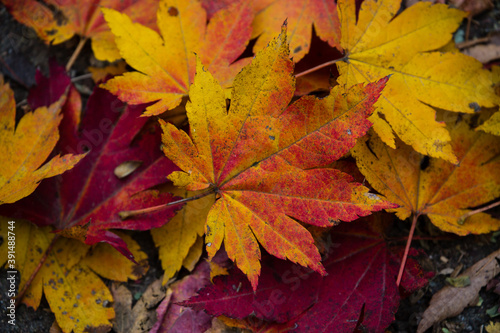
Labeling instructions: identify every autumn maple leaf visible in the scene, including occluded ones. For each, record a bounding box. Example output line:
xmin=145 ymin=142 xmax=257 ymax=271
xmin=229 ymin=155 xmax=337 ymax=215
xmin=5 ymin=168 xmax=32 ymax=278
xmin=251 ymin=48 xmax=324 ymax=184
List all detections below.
xmin=151 ymin=187 xmax=214 ymax=284
xmin=336 ymin=0 xmax=500 ymax=162
xmin=352 ymin=112 xmax=500 ymax=237
xmin=182 ymin=216 xmax=429 ymax=332
xmin=101 ymin=0 xmax=253 ymax=116
xmin=0 ymin=218 xmax=149 ymax=332
xmin=1 ymin=0 xmax=159 ymax=62
xmin=156 ymin=27 xmax=394 ymax=289
xmin=0 ymin=63 xmax=180 ymax=258
xmin=0 ymin=75 xmax=84 ymax=205
xmin=477 ymin=66 xmax=500 ymax=136
xmin=251 ymin=0 xmax=341 ymax=62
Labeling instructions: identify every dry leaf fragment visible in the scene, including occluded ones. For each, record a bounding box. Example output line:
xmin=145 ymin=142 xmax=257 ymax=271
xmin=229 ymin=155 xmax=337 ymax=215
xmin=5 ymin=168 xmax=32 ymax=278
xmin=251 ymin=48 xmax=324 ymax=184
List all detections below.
xmin=418 ymin=248 xmax=500 ymax=333
xmin=463 ymin=43 xmax=500 ymax=63
xmin=111 ymin=279 xmax=167 ymax=333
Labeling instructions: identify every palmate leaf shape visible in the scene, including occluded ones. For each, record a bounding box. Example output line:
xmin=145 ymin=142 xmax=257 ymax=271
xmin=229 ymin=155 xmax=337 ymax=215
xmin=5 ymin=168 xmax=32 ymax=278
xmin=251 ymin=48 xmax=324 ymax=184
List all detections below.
xmin=251 ymin=0 xmax=341 ymax=62
xmin=101 ymin=0 xmax=253 ymax=116
xmin=352 ymin=111 xmax=500 ymax=235
xmin=0 ymin=218 xmax=149 ymax=333
xmin=336 ymin=0 xmax=500 ymax=163
xmin=0 ymin=75 xmax=84 ymax=205
xmin=1 ymin=0 xmax=159 ymax=62
xmin=160 ymin=27 xmax=394 ymax=289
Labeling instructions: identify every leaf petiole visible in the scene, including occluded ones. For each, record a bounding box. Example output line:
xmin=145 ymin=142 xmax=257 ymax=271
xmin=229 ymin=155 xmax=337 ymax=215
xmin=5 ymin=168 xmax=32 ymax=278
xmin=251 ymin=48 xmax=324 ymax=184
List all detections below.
xmin=119 ymin=187 xmax=216 ymax=219
xmin=396 ymin=213 xmax=420 ymax=287
xmin=458 ymin=200 xmax=500 ymax=224
xmin=295 ymin=57 xmax=346 ymax=78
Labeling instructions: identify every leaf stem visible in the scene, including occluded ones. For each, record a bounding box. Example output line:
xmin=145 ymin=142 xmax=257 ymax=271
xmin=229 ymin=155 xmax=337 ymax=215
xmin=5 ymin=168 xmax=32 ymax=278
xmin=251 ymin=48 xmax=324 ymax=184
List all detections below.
xmin=66 ymin=37 xmax=88 ymax=72
xmin=458 ymin=200 xmax=500 ymax=223
xmin=295 ymin=57 xmax=346 ymax=78
xmin=396 ymin=213 xmax=419 ymax=287
xmin=119 ymin=188 xmax=216 ymax=219
xmin=16 ymin=234 xmax=60 ymax=307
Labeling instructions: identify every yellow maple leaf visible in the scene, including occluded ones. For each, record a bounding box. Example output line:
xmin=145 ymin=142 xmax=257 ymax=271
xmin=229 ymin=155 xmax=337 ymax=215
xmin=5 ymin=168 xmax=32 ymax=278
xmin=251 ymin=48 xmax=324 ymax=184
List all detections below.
xmin=477 ymin=66 xmax=500 ymax=136
xmin=151 ymin=188 xmax=213 ymax=284
xmin=0 ymin=219 xmax=148 ymax=333
xmin=337 ymin=0 xmax=500 ymax=163
xmin=101 ymin=0 xmax=253 ymax=116
xmin=352 ymin=111 xmax=500 ymax=235
xmin=81 ymin=231 xmax=149 ymax=282
xmin=0 ymin=75 xmax=84 ymax=205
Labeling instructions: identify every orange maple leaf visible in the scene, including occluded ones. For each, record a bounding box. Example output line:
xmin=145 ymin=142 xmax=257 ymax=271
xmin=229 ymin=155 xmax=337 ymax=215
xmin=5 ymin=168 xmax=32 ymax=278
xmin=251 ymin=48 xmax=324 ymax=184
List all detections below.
xmin=252 ymin=0 xmax=341 ymax=62
xmin=158 ymin=27 xmax=394 ymax=289
xmin=101 ymin=0 xmax=253 ymax=116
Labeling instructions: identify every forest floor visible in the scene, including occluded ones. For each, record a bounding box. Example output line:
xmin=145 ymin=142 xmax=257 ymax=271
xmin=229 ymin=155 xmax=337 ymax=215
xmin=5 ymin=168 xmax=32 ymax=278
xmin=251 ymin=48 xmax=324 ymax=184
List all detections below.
xmin=1 ymin=1 xmax=500 ymax=332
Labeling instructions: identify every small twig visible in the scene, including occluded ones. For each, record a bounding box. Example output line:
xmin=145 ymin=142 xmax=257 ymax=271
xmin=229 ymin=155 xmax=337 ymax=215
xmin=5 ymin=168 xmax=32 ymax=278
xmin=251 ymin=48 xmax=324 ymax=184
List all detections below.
xmin=457 ymin=36 xmax=490 ymax=49
xmin=396 ymin=213 xmax=419 ymax=287
xmin=119 ymin=188 xmax=215 ymax=219
xmin=295 ymin=57 xmax=346 ymax=78
xmin=16 ymin=234 xmax=60 ymax=307
xmin=71 ymin=73 xmax=93 ymax=83
xmin=66 ymin=37 xmax=88 ymax=72
xmin=458 ymin=200 xmax=500 ymax=224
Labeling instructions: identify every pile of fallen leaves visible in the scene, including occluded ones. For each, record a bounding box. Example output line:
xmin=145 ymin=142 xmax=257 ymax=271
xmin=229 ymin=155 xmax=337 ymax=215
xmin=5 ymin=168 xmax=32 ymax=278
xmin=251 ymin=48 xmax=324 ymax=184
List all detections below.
xmin=1 ymin=0 xmax=500 ymax=332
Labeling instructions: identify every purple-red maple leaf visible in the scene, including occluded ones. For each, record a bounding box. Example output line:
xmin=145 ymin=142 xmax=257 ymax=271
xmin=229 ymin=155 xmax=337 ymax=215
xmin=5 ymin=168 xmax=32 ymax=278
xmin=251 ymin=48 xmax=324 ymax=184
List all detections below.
xmin=0 ymin=62 xmax=180 ymax=258
xmin=182 ymin=216 xmax=430 ymax=332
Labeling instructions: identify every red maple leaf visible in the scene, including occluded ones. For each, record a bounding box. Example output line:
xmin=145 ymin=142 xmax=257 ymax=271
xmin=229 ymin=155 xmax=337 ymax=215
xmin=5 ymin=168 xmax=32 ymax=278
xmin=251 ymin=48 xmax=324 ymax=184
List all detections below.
xmin=0 ymin=62 xmax=180 ymax=258
xmin=181 ymin=216 xmax=430 ymax=332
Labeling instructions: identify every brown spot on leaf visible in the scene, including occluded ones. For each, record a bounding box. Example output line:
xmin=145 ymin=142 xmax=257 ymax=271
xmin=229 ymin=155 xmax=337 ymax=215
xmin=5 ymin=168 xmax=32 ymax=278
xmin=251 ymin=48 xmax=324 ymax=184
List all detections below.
xmin=168 ymin=7 xmax=179 ymax=16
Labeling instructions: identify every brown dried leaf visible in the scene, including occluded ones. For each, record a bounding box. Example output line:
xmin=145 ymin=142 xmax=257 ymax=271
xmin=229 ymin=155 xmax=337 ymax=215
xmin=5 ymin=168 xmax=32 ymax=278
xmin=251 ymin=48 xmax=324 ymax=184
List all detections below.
xmin=111 ymin=279 xmax=167 ymax=333
xmin=418 ymin=248 xmax=500 ymax=332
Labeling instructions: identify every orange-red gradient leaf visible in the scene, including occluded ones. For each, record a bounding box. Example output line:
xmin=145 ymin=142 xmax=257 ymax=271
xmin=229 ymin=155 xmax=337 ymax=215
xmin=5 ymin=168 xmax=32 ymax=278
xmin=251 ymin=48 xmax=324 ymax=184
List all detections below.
xmin=161 ymin=27 xmax=394 ymax=289
xmin=102 ymin=0 xmax=253 ymax=115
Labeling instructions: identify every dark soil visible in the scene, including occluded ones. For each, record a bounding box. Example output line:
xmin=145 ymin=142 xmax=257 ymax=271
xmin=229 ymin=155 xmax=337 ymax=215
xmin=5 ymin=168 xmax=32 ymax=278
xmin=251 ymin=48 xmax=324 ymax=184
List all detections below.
xmin=1 ymin=1 xmax=500 ymax=333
